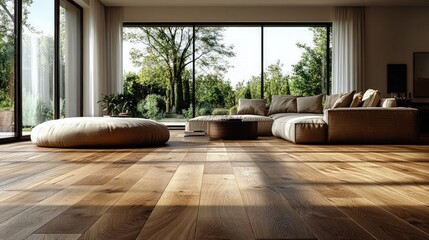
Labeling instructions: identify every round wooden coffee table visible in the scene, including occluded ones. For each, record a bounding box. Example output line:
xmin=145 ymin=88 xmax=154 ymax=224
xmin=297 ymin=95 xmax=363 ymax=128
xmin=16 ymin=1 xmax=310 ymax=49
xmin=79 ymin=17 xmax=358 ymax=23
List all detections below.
xmin=208 ymin=120 xmax=258 ymax=140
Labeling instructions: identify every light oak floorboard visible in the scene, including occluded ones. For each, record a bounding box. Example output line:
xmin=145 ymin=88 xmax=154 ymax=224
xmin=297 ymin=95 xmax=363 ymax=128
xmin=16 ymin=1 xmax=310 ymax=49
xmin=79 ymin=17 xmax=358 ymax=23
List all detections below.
xmin=0 ymin=132 xmax=428 ymax=239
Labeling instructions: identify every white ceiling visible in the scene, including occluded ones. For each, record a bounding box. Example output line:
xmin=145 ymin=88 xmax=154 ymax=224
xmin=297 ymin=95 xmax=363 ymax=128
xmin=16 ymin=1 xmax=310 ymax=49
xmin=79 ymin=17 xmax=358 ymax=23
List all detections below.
xmin=100 ymin=0 xmax=429 ymax=7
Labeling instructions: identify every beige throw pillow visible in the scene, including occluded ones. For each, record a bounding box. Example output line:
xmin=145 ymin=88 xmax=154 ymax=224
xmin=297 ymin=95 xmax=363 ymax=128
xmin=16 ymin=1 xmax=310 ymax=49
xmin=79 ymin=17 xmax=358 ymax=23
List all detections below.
xmin=268 ymin=95 xmax=297 ymax=115
xmin=362 ymin=89 xmax=381 ymax=107
xmin=350 ymin=92 xmax=363 ymax=107
xmin=237 ymin=99 xmax=267 ymax=116
xmin=324 ymin=94 xmax=341 ymax=110
xmin=332 ymin=91 xmax=356 ymax=108
xmin=297 ymin=94 xmax=324 ymax=114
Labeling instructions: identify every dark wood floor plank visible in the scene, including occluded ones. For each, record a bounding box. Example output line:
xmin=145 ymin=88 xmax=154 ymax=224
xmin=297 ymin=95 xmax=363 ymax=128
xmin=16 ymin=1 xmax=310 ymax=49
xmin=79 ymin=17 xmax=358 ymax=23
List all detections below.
xmin=233 ymin=166 xmax=316 ymax=239
xmin=330 ymin=197 xmax=429 ymax=239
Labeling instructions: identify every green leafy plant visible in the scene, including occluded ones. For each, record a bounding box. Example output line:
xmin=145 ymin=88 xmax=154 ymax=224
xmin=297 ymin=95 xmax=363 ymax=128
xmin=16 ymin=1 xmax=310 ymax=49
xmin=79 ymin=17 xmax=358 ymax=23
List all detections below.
xmin=98 ymin=94 xmax=120 ymax=116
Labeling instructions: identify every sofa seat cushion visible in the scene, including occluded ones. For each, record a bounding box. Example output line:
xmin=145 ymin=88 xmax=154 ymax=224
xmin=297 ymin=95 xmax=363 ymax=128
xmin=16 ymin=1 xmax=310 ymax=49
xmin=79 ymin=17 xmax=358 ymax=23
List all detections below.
xmin=271 ymin=113 xmax=327 ymax=144
xmin=31 ymin=117 xmax=170 ymax=148
xmin=186 ymin=115 xmax=273 ymax=136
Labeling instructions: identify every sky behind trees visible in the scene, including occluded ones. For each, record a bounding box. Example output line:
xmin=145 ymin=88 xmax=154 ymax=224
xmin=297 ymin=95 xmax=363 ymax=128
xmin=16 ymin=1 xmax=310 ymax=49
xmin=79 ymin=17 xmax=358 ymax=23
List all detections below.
xmin=123 ymin=26 xmax=314 ymax=88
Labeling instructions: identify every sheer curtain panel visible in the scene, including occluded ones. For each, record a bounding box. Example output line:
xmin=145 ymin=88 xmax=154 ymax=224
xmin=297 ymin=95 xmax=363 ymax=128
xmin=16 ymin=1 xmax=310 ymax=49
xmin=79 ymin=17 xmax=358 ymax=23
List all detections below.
xmin=332 ymin=7 xmax=365 ymax=94
xmin=106 ymin=7 xmax=124 ymax=95
xmin=84 ymin=0 xmax=106 ymax=116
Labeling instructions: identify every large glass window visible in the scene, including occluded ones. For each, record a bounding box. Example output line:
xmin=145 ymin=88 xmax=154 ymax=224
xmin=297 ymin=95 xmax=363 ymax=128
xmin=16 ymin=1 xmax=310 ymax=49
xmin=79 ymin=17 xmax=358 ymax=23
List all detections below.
xmin=123 ymin=24 xmax=331 ymax=123
xmin=264 ymin=26 xmax=331 ymax=103
xmin=195 ymin=26 xmax=261 ymax=117
xmin=22 ymin=0 xmax=55 ymax=135
xmin=123 ymin=26 xmax=194 ymax=124
xmin=0 ymin=0 xmax=82 ymax=143
xmin=60 ymin=0 xmax=82 ymax=118
xmin=0 ymin=0 xmax=15 ymax=138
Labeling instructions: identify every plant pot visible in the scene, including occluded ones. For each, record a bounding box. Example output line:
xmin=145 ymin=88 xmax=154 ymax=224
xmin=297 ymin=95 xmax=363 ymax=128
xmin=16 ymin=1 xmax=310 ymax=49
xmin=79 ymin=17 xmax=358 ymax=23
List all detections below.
xmin=0 ymin=110 xmax=14 ymax=132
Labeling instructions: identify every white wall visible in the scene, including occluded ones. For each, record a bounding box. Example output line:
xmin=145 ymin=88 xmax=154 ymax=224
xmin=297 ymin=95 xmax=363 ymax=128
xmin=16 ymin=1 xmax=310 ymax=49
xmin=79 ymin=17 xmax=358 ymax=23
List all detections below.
xmin=123 ymin=6 xmax=333 ymax=22
xmin=365 ymin=6 xmax=429 ymax=101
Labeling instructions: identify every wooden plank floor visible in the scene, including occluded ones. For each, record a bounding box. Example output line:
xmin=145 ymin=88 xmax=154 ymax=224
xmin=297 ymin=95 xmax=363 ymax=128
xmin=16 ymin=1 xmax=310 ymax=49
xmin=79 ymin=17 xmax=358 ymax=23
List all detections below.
xmin=0 ymin=131 xmax=429 ymax=240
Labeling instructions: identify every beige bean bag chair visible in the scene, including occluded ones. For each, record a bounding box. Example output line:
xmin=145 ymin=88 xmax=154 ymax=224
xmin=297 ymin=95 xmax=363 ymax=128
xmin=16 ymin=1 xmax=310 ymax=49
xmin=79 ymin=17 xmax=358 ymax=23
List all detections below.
xmin=31 ymin=117 xmax=170 ymax=148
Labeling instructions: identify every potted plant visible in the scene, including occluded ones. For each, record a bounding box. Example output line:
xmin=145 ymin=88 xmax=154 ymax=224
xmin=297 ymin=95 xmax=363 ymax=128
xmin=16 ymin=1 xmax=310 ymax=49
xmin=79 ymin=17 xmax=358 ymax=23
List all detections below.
xmin=98 ymin=94 xmax=121 ymax=116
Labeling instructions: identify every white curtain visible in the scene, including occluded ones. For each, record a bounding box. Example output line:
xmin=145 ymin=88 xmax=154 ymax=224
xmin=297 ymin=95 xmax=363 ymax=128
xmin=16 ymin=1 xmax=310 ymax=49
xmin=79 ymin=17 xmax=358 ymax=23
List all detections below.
xmin=332 ymin=7 xmax=365 ymax=94
xmin=106 ymin=7 xmax=124 ymax=94
xmin=84 ymin=0 xmax=106 ymax=116
xmin=62 ymin=0 xmax=81 ymax=117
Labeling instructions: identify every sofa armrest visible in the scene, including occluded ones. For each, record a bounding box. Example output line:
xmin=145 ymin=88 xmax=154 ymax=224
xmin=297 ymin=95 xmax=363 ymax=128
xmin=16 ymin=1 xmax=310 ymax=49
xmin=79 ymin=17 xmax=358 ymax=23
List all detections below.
xmin=324 ymin=107 xmax=420 ymax=144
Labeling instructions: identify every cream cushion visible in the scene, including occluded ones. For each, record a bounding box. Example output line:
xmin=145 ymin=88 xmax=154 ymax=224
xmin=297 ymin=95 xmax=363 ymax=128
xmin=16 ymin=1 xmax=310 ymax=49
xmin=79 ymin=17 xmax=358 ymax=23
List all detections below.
xmin=362 ymin=89 xmax=381 ymax=107
xmin=237 ymin=99 xmax=266 ymax=116
xmin=271 ymin=113 xmax=327 ymax=144
xmin=378 ymin=98 xmax=397 ymax=108
xmin=31 ymin=117 xmax=170 ymax=148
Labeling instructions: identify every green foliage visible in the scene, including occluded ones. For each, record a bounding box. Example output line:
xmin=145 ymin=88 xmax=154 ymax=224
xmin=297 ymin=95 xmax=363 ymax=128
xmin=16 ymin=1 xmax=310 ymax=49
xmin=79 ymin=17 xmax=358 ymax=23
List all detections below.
xmin=264 ymin=61 xmax=291 ymax=102
xmin=22 ymin=89 xmax=52 ymax=127
xmin=98 ymin=93 xmax=138 ymax=116
xmin=138 ymin=94 xmax=166 ymax=120
xmin=123 ymin=72 xmax=145 ymax=101
xmin=36 ymin=99 xmax=52 ymax=124
xmin=124 ymin=26 xmax=235 ymax=114
xmin=195 ymin=73 xmax=235 ymax=110
xmin=289 ymin=27 xmax=330 ymax=96
xmin=182 ymin=105 xmax=194 ymax=119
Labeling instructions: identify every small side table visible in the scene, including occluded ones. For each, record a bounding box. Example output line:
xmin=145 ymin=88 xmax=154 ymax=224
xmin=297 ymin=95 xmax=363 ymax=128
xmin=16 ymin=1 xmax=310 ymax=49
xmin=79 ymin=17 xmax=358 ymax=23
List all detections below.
xmin=208 ymin=120 xmax=258 ymax=140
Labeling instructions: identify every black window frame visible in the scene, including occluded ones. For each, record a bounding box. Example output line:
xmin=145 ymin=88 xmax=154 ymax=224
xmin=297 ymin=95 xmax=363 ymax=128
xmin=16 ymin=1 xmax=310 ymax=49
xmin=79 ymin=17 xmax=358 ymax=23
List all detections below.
xmin=122 ymin=22 xmax=332 ymax=118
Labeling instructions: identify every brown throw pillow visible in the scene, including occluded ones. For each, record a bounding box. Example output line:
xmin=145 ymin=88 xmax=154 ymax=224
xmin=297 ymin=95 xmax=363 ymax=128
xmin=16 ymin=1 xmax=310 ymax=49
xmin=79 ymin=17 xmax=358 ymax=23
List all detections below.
xmin=350 ymin=92 xmax=363 ymax=107
xmin=237 ymin=99 xmax=267 ymax=116
xmin=362 ymin=89 xmax=381 ymax=107
xmin=268 ymin=95 xmax=297 ymax=115
xmin=332 ymin=90 xmax=356 ymax=108
xmin=297 ymin=94 xmax=324 ymax=114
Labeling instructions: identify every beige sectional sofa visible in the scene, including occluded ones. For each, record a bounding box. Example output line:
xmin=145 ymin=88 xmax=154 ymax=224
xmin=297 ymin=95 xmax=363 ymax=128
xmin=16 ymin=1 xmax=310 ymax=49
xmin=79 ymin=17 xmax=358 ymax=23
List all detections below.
xmin=185 ymin=91 xmax=420 ymax=144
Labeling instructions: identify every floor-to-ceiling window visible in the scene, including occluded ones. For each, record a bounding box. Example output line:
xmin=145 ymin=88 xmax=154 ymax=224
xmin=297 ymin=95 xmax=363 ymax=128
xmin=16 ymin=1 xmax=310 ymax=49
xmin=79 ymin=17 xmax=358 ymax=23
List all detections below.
xmin=21 ymin=0 xmax=55 ymax=135
xmin=0 ymin=0 xmax=82 ymax=142
xmin=0 ymin=0 xmax=15 ymax=139
xmin=122 ymin=23 xmax=331 ymax=124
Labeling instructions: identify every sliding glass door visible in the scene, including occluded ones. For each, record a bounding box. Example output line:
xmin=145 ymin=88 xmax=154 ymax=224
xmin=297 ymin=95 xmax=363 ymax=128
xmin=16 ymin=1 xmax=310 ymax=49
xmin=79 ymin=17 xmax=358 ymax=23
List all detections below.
xmin=22 ymin=0 xmax=55 ymax=135
xmin=0 ymin=0 xmax=15 ymax=139
xmin=0 ymin=0 xmax=82 ymax=142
